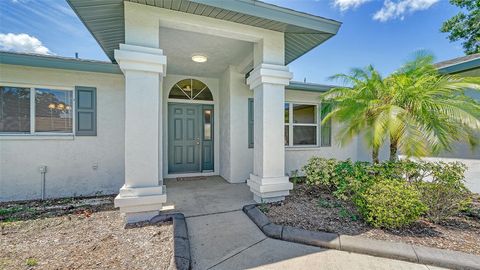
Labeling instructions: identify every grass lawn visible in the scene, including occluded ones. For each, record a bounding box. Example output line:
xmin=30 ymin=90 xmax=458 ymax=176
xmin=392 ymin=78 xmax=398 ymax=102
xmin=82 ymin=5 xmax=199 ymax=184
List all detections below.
xmin=0 ymin=196 xmax=173 ymax=270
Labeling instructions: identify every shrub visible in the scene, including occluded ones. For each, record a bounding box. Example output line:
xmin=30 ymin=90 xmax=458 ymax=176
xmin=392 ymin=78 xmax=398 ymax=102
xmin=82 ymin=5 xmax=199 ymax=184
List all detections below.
xmin=356 ymin=180 xmax=427 ymax=228
xmin=302 ymin=157 xmax=338 ymax=190
xmin=333 ymin=160 xmax=375 ymax=200
xmin=413 ymin=162 xmax=470 ymax=222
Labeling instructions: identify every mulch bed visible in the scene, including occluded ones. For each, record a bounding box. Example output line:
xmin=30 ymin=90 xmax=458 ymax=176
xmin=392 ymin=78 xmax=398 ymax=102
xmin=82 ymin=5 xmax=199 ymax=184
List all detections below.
xmin=0 ymin=196 xmax=173 ymax=270
xmin=262 ymin=183 xmax=480 ymax=255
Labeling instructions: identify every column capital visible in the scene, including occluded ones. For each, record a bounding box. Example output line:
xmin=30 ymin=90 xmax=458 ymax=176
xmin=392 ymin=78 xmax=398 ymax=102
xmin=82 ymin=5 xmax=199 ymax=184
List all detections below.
xmin=114 ymin=44 xmax=167 ymax=75
xmin=246 ymin=63 xmax=293 ymax=90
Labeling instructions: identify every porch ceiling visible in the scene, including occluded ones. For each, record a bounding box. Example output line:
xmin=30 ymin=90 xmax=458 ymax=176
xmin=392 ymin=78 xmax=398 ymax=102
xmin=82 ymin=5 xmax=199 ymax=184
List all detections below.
xmin=160 ymin=27 xmax=253 ymax=77
xmin=67 ymin=0 xmax=341 ymax=65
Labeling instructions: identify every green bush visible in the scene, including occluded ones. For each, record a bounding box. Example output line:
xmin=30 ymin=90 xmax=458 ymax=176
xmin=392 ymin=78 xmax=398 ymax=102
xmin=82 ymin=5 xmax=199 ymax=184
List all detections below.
xmin=333 ymin=160 xmax=375 ymax=200
xmin=413 ymin=161 xmax=471 ymax=222
xmin=302 ymin=157 xmax=338 ymax=190
xmin=357 ymin=180 xmax=427 ymax=228
xmin=302 ymin=157 xmax=470 ymax=225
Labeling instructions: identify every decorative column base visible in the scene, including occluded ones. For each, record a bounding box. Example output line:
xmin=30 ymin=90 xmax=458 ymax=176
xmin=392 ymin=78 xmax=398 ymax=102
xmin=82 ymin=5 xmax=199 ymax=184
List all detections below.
xmin=247 ymin=174 xmax=293 ymax=203
xmin=114 ymin=185 xmax=167 ymax=223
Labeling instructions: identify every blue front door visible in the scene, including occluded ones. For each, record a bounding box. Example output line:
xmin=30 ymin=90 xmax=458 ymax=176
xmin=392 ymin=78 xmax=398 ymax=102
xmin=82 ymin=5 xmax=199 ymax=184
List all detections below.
xmin=168 ymin=103 xmax=214 ymax=173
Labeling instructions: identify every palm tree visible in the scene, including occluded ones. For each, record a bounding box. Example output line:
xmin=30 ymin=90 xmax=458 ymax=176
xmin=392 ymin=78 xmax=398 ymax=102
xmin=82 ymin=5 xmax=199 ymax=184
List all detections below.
xmin=384 ymin=53 xmax=480 ymax=160
xmin=322 ymin=53 xmax=480 ymax=162
xmin=320 ymin=65 xmax=389 ymax=163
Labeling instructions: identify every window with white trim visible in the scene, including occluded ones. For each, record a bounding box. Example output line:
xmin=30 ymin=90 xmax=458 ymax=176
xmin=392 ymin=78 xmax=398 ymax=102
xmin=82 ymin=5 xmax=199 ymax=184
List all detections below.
xmin=285 ymin=103 xmax=318 ymax=146
xmin=248 ymin=101 xmax=332 ymax=148
xmin=0 ymin=86 xmax=73 ymax=134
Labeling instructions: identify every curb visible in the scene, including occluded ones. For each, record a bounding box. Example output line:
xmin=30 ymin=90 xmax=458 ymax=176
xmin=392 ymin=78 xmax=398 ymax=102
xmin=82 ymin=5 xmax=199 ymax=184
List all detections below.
xmin=150 ymin=213 xmax=191 ymax=270
xmin=243 ymin=204 xmax=480 ymax=270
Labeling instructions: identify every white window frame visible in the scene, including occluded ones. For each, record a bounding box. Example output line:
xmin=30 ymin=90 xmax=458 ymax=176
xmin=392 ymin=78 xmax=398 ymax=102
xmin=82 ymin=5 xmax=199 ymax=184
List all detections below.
xmin=285 ymin=102 xmax=319 ymax=147
xmin=0 ymin=83 xmax=75 ymax=136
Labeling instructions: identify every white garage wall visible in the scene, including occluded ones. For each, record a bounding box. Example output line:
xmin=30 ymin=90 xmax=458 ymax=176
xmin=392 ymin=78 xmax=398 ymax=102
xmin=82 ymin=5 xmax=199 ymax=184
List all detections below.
xmin=0 ymin=64 xmax=125 ymax=201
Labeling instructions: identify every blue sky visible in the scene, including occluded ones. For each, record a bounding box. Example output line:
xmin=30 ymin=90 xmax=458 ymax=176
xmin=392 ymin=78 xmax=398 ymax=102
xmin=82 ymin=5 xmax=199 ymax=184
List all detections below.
xmin=0 ymin=0 xmax=465 ymax=84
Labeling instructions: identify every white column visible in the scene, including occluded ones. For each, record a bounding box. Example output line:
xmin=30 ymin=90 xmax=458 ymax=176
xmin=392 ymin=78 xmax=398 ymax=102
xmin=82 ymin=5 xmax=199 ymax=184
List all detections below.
xmin=113 ymin=44 xmax=167 ymax=223
xmin=246 ymin=63 xmax=293 ymax=203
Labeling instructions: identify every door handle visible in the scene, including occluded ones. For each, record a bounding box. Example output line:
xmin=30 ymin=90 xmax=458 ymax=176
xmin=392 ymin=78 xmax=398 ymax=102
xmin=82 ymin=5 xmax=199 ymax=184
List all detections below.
xmin=195 ymin=138 xmax=200 ymax=145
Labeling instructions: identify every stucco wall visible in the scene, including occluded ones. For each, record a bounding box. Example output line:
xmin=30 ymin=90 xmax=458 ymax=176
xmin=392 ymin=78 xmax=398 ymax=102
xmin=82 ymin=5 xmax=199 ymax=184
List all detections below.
xmin=219 ymin=68 xmax=232 ymax=180
xmin=0 ymin=64 xmax=125 ymax=201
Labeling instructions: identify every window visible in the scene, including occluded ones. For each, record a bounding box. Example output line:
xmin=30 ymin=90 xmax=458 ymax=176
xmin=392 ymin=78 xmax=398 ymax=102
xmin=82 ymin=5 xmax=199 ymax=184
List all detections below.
xmin=169 ymin=79 xmax=213 ymax=101
xmin=204 ymin=109 xmax=212 ymax=140
xmin=35 ymin=88 xmax=73 ymax=133
xmin=247 ymin=100 xmax=332 ymax=148
xmin=0 ymin=85 xmax=96 ymax=136
xmin=321 ymin=103 xmax=332 ymax=147
xmin=285 ymin=103 xmax=317 ymax=146
xmin=0 ymin=86 xmax=30 ymax=133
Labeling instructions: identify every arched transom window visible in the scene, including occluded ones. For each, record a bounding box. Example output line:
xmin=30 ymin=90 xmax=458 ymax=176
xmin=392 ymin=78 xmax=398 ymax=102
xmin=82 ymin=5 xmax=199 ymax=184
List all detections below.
xmin=168 ymin=79 xmax=213 ymax=101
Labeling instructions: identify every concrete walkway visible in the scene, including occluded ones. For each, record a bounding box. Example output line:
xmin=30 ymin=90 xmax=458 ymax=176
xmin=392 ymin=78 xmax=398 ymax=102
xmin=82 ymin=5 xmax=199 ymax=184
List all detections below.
xmin=164 ymin=177 xmax=446 ymax=270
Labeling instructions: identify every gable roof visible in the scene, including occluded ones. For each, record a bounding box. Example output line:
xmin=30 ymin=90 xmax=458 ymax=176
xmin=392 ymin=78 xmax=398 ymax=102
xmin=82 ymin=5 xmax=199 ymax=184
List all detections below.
xmin=435 ymin=53 xmax=480 ymax=74
xmin=66 ymin=0 xmax=341 ymax=65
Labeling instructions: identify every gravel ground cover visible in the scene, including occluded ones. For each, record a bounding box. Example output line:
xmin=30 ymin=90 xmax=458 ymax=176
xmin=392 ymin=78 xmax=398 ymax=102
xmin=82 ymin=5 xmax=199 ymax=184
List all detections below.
xmin=262 ymin=183 xmax=480 ymax=255
xmin=0 ymin=196 xmax=173 ymax=270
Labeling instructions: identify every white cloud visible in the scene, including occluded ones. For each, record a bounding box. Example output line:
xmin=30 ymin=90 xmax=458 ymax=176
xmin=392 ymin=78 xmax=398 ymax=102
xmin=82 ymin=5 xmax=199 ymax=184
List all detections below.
xmin=332 ymin=0 xmax=371 ymax=11
xmin=0 ymin=33 xmax=52 ymax=55
xmin=373 ymin=0 xmax=439 ymax=22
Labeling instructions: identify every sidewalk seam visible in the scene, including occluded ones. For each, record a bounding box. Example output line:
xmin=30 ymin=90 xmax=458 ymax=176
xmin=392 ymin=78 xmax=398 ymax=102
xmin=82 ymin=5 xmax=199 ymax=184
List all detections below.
xmin=205 ymin=237 xmax=268 ymax=270
xmin=185 ymin=209 xmax=242 ymax=219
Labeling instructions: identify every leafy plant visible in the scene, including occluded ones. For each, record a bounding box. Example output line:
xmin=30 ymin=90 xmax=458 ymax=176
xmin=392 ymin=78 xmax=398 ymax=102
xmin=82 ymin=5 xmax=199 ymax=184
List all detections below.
xmin=258 ymin=202 xmax=269 ymax=214
xmin=317 ymin=198 xmax=337 ymax=208
xmin=289 ymin=170 xmax=303 ymax=185
xmin=413 ymin=162 xmax=471 ymax=222
xmin=338 ymin=207 xmax=358 ymax=221
xmin=26 ymin=258 xmax=38 ymax=267
xmin=356 ymin=180 xmax=427 ymax=228
xmin=302 ymin=157 xmax=339 ymax=189
xmin=333 ymin=160 xmax=375 ymax=200
xmin=0 ymin=207 xmax=24 ymax=216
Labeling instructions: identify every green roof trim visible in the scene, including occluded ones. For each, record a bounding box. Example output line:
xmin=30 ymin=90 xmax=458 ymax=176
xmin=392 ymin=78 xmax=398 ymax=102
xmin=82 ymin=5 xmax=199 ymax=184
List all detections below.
xmin=67 ymin=0 xmax=341 ymax=64
xmin=438 ymin=58 xmax=480 ymax=75
xmin=0 ymin=51 xmax=122 ymax=74
xmin=286 ymin=81 xmax=336 ymax=92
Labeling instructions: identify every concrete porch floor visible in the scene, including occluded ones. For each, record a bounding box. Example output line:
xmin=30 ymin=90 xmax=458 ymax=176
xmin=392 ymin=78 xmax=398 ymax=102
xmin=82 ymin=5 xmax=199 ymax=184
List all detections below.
xmin=163 ymin=176 xmax=255 ymax=217
xmin=163 ymin=176 xmax=445 ymax=270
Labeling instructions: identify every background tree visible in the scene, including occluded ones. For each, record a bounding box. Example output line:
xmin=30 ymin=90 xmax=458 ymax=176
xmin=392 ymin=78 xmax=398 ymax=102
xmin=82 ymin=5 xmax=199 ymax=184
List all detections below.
xmin=441 ymin=0 xmax=480 ymax=55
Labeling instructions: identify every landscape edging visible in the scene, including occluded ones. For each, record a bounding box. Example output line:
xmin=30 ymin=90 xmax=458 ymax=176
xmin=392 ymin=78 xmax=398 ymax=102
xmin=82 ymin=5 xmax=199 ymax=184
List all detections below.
xmin=243 ymin=204 xmax=480 ymax=270
xmin=150 ymin=213 xmax=191 ymax=270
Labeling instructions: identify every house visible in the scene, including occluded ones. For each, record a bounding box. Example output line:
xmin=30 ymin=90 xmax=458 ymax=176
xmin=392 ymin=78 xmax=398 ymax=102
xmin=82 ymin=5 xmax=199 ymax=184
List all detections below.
xmin=0 ymin=0 xmax=354 ymax=222
xmin=2 ymin=1 xmax=476 ymax=223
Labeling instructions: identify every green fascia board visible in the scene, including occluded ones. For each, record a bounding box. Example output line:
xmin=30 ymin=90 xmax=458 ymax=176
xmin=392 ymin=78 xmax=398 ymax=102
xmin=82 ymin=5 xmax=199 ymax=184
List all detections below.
xmin=190 ymin=0 xmax=341 ymax=35
xmin=438 ymin=58 xmax=480 ymax=74
xmin=0 ymin=51 xmax=121 ymax=74
xmin=286 ymin=81 xmax=337 ymax=92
